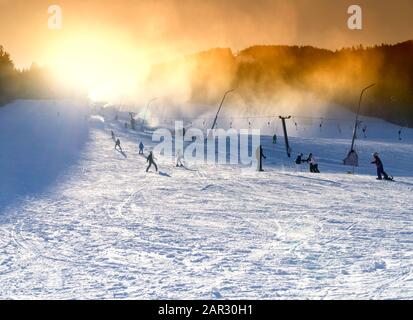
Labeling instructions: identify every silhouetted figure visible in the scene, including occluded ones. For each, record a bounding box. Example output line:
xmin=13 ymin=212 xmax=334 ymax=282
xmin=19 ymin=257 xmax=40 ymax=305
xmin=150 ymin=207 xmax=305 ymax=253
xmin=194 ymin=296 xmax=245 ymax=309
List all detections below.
xmin=337 ymin=124 xmax=342 ymax=134
xmin=398 ymin=129 xmax=402 ymax=141
xmin=146 ymin=151 xmax=158 ymax=172
xmin=115 ymin=138 xmax=122 ymax=152
xmin=371 ymin=153 xmax=390 ymax=180
xmin=272 ymin=134 xmax=277 ymax=144
xmin=139 ymin=142 xmax=144 ymax=155
xmin=111 ymin=130 xmax=115 ymax=140
xmin=307 ymin=153 xmax=320 ymax=173
xmin=256 ymin=145 xmax=266 ymax=172
xmin=362 ymin=125 xmax=368 ymax=138
xmin=125 ymin=122 xmax=128 ymax=129
xmin=295 ymin=153 xmax=305 ymax=165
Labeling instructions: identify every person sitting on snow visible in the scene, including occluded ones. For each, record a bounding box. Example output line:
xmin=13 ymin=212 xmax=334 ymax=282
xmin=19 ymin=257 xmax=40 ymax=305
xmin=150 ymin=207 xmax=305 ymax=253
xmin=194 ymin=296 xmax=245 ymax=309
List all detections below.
xmin=307 ymin=153 xmax=320 ymax=173
xmin=371 ymin=153 xmax=390 ymax=180
xmin=146 ymin=151 xmax=158 ymax=172
xmin=115 ymin=138 xmax=123 ymax=152
xmin=139 ymin=142 xmax=144 ymax=155
xmin=295 ymin=153 xmax=305 ymax=165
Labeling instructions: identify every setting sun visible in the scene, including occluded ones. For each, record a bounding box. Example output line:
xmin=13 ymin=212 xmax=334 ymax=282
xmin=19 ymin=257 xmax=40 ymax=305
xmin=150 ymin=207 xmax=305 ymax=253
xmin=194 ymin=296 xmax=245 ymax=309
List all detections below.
xmin=45 ymin=28 xmax=149 ymax=101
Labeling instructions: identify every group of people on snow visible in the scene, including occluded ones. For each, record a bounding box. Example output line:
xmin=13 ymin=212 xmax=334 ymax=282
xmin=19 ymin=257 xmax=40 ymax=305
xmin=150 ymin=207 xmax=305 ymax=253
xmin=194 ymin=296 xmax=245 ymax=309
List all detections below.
xmin=110 ymin=129 xmax=391 ymax=180
xmin=111 ymin=130 xmax=158 ymax=172
xmin=295 ymin=153 xmax=320 ymax=173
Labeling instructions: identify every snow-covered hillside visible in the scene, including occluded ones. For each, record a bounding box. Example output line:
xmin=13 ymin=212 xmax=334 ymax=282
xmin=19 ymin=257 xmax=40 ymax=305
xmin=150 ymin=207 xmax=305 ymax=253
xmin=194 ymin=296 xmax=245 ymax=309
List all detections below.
xmin=0 ymin=100 xmax=412 ymax=299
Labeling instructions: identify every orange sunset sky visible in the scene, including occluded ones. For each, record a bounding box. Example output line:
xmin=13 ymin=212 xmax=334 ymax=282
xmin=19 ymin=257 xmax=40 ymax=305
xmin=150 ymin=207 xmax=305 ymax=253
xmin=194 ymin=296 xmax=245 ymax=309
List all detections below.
xmin=1 ymin=0 xmax=412 ymax=100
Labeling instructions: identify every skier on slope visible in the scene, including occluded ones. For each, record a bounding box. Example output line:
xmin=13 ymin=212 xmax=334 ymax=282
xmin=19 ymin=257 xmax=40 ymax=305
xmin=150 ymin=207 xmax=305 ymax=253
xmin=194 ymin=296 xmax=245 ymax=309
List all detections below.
xmin=146 ymin=151 xmax=158 ymax=172
xmin=115 ymin=138 xmax=123 ymax=152
xmin=139 ymin=142 xmax=144 ymax=155
xmin=307 ymin=153 xmax=320 ymax=173
xmin=111 ymin=130 xmax=115 ymax=140
xmin=371 ymin=153 xmax=392 ymax=180
xmin=256 ymin=145 xmax=267 ymax=172
xmin=176 ymin=149 xmax=184 ymax=167
xmin=272 ymin=134 xmax=277 ymax=144
xmin=362 ymin=125 xmax=368 ymax=138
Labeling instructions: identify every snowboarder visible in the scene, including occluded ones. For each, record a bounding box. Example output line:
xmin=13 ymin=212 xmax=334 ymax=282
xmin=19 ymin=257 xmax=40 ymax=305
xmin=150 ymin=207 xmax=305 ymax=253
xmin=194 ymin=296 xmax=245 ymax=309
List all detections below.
xmin=115 ymin=138 xmax=122 ymax=152
xmin=371 ymin=153 xmax=392 ymax=180
xmin=307 ymin=153 xmax=320 ymax=173
xmin=146 ymin=151 xmax=158 ymax=172
xmin=139 ymin=142 xmax=144 ymax=155
xmin=111 ymin=130 xmax=115 ymax=140
xmin=272 ymin=134 xmax=277 ymax=144
xmin=176 ymin=149 xmax=184 ymax=167
xmin=256 ymin=145 xmax=266 ymax=172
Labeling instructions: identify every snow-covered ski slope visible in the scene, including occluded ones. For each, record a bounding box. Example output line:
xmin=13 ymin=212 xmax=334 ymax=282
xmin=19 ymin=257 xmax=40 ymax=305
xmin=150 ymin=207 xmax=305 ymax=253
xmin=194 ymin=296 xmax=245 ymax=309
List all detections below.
xmin=0 ymin=100 xmax=412 ymax=299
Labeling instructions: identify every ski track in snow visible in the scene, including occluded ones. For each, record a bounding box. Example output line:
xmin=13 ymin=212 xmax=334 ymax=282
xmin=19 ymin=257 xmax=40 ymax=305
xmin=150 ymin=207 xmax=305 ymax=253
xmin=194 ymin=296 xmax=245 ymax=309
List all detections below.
xmin=0 ymin=101 xmax=412 ymax=299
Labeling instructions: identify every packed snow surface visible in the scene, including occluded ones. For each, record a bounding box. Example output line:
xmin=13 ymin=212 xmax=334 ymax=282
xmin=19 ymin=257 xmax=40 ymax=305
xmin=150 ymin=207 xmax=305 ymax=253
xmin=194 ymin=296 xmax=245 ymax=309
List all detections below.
xmin=0 ymin=100 xmax=412 ymax=299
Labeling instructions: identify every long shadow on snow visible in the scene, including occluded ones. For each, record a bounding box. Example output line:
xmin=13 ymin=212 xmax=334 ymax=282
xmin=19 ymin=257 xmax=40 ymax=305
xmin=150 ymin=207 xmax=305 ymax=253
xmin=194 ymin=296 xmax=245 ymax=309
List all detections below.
xmin=0 ymin=109 xmax=90 ymax=214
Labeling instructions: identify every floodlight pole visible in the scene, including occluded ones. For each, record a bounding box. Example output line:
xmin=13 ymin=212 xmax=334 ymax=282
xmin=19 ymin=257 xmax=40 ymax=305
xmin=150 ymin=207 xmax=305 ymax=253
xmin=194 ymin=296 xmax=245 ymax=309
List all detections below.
xmin=343 ymin=83 xmax=376 ymax=167
xmin=211 ymin=89 xmax=235 ymax=130
xmin=350 ymin=84 xmax=376 ymax=151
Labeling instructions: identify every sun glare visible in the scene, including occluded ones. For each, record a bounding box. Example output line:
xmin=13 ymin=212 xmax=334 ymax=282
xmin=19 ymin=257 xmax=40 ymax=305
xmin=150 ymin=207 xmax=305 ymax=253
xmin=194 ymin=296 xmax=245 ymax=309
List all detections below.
xmin=46 ymin=29 xmax=149 ymax=102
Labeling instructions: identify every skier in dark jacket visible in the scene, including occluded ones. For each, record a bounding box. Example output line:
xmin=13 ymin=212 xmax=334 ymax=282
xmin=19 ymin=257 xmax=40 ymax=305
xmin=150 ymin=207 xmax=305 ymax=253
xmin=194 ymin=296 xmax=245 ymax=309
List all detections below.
xmin=115 ymin=138 xmax=122 ymax=152
xmin=256 ymin=145 xmax=267 ymax=172
xmin=272 ymin=134 xmax=277 ymax=144
xmin=146 ymin=151 xmax=158 ymax=172
xmin=111 ymin=130 xmax=115 ymax=140
xmin=139 ymin=142 xmax=144 ymax=155
xmin=371 ymin=153 xmax=390 ymax=180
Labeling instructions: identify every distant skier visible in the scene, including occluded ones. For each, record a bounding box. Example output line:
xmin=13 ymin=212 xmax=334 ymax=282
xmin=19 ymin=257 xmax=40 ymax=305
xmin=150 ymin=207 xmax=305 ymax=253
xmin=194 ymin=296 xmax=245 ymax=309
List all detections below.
xmin=337 ymin=124 xmax=342 ymax=134
xmin=272 ymin=134 xmax=277 ymax=144
xmin=139 ymin=142 xmax=144 ymax=155
xmin=307 ymin=153 xmax=320 ymax=173
xmin=371 ymin=153 xmax=392 ymax=180
xmin=146 ymin=151 xmax=158 ymax=172
xmin=398 ymin=129 xmax=402 ymax=141
xmin=125 ymin=122 xmax=128 ymax=129
xmin=111 ymin=130 xmax=115 ymax=140
xmin=176 ymin=149 xmax=184 ymax=167
xmin=115 ymin=138 xmax=122 ymax=152
xmin=256 ymin=145 xmax=267 ymax=172
xmin=362 ymin=125 xmax=368 ymax=138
